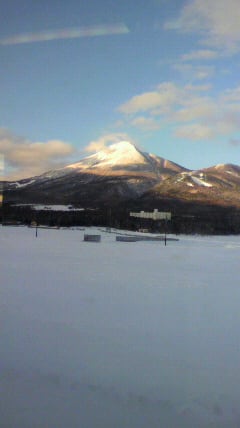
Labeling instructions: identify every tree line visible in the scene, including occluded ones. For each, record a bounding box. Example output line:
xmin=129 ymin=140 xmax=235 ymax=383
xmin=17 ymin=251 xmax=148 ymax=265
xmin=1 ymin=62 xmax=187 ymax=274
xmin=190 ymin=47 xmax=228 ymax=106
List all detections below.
xmin=1 ymin=202 xmax=240 ymax=234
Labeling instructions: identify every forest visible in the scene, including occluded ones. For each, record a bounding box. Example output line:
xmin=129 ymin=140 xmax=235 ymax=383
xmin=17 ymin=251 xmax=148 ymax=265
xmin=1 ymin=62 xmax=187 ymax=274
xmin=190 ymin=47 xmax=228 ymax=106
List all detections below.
xmin=1 ymin=201 xmax=240 ymax=235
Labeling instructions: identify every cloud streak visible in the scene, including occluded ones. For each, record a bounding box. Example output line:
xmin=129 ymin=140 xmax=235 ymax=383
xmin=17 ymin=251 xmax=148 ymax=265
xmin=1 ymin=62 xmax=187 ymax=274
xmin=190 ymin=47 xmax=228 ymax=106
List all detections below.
xmin=0 ymin=23 xmax=129 ymax=46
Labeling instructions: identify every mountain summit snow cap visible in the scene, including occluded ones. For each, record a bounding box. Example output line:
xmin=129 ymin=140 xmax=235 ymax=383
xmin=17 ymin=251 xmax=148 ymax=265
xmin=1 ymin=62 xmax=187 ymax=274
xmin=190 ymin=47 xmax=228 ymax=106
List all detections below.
xmin=100 ymin=140 xmax=145 ymax=165
xmin=107 ymin=140 xmax=137 ymax=151
xmin=66 ymin=140 xmax=147 ymax=170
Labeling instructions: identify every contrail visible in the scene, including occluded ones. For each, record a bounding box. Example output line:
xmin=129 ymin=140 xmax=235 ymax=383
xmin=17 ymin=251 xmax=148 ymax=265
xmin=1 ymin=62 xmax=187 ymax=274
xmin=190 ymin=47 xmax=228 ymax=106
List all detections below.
xmin=0 ymin=23 xmax=129 ymax=46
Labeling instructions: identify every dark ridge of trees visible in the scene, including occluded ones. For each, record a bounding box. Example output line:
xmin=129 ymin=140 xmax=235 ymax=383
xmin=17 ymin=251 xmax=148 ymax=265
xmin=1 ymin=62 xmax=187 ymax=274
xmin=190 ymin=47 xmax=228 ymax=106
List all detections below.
xmin=1 ymin=201 xmax=240 ymax=235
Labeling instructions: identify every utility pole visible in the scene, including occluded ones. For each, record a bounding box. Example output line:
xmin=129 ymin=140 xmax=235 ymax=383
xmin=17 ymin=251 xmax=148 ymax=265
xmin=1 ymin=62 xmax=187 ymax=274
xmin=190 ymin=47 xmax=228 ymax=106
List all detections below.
xmin=109 ymin=207 xmax=112 ymax=231
xmin=164 ymin=218 xmax=167 ymax=246
xmin=1 ymin=181 xmax=4 ymax=225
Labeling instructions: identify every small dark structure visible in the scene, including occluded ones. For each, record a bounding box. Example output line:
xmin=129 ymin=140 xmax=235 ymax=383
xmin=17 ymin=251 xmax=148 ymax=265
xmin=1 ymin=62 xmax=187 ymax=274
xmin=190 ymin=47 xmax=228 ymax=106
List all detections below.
xmin=116 ymin=234 xmax=179 ymax=243
xmin=116 ymin=236 xmax=137 ymax=242
xmin=84 ymin=234 xmax=101 ymax=242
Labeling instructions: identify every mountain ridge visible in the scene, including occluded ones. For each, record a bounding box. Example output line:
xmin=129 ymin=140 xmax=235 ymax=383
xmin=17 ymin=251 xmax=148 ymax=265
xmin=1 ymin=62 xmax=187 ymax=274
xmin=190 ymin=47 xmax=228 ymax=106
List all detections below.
xmin=2 ymin=141 xmax=240 ymax=211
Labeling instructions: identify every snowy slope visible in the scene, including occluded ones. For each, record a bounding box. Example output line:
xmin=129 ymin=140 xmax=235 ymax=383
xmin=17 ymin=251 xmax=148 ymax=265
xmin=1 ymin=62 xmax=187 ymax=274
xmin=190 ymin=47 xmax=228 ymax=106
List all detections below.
xmin=1 ymin=226 xmax=240 ymax=427
xmin=146 ymin=163 xmax=240 ymax=208
xmin=66 ymin=141 xmax=147 ymax=170
xmin=64 ymin=140 xmax=185 ymax=176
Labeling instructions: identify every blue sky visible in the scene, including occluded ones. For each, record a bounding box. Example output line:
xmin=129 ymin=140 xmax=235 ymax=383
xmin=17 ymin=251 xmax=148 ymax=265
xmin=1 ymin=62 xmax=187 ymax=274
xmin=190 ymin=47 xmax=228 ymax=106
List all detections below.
xmin=1 ymin=0 xmax=240 ymax=179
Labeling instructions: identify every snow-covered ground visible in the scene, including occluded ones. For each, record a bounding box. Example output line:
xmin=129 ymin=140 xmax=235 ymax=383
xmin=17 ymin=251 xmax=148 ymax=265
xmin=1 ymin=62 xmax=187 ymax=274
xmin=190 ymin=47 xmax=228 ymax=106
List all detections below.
xmin=14 ymin=203 xmax=85 ymax=211
xmin=1 ymin=226 xmax=240 ymax=427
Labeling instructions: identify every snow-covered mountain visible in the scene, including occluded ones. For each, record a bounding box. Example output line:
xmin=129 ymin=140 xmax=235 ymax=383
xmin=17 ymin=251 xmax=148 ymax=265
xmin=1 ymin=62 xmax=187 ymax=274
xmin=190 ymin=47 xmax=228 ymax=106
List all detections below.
xmin=3 ymin=141 xmax=240 ymax=210
xmin=142 ymin=163 xmax=240 ymax=209
xmin=64 ymin=141 xmax=184 ymax=176
xmin=4 ymin=141 xmax=186 ymax=204
xmin=66 ymin=141 xmax=148 ymax=170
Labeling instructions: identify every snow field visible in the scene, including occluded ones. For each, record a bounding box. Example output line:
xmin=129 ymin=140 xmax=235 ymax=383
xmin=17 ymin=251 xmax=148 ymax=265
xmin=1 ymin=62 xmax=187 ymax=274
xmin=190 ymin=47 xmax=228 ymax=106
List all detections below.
xmin=1 ymin=226 xmax=240 ymax=427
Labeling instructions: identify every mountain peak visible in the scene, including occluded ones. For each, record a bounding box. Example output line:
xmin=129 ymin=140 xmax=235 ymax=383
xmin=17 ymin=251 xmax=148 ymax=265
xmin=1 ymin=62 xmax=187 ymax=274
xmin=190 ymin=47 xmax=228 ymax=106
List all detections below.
xmin=66 ymin=140 xmax=146 ymax=170
xmin=108 ymin=140 xmax=136 ymax=151
xmin=63 ymin=140 xmax=186 ymax=179
xmin=99 ymin=140 xmax=143 ymax=162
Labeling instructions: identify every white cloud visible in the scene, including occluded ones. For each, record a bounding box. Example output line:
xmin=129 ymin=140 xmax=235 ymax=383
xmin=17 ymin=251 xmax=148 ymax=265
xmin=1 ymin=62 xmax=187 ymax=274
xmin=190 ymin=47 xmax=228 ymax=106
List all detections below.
xmin=185 ymin=83 xmax=212 ymax=92
xmin=119 ymin=82 xmax=210 ymax=118
xmin=131 ymin=117 xmax=160 ymax=131
xmin=0 ymin=129 xmax=75 ymax=180
xmin=164 ymin=0 xmax=240 ymax=52
xmin=118 ymin=82 xmax=179 ymax=115
xmin=118 ymin=91 xmax=167 ymax=115
xmin=118 ymin=82 xmax=240 ymax=142
xmin=181 ymin=49 xmax=219 ymax=61
xmin=175 ymin=124 xmax=215 ymax=140
xmin=84 ymin=133 xmax=134 ymax=153
xmin=220 ymin=86 xmax=240 ymax=103
xmin=173 ymin=63 xmax=215 ymax=80
xmin=174 ymin=100 xmax=217 ymax=122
